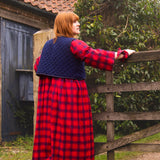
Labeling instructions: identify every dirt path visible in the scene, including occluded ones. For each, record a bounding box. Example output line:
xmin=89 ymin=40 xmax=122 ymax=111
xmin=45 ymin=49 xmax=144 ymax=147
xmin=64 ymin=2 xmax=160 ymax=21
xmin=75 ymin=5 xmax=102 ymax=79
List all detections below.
xmin=130 ymin=152 xmax=160 ymax=160
xmin=129 ymin=141 xmax=160 ymax=160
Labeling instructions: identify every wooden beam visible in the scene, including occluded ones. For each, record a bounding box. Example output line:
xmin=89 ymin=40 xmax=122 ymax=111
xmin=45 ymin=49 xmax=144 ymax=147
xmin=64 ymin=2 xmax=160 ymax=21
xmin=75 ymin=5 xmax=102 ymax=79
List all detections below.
xmin=95 ymin=143 xmax=160 ymax=154
xmin=0 ymin=8 xmax=48 ymax=29
xmin=95 ymin=142 xmax=107 ymax=155
xmin=16 ymin=69 xmax=33 ymax=73
xmin=105 ymin=71 xmax=115 ymax=160
xmin=95 ymin=123 xmax=160 ymax=153
xmin=0 ymin=28 xmax=2 ymax=142
xmin=123 ymin=50 xmax=160 ymax=63
xmin=89 ymin=81 xmax=160 ymax=93
xmin=93 ymin=112 xmax=160 ymax=121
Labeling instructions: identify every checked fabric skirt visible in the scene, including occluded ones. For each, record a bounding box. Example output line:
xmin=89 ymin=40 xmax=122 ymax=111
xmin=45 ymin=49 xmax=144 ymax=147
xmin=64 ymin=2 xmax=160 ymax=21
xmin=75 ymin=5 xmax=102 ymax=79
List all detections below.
xmin=32 ymin=77 xmax=94 ymax=160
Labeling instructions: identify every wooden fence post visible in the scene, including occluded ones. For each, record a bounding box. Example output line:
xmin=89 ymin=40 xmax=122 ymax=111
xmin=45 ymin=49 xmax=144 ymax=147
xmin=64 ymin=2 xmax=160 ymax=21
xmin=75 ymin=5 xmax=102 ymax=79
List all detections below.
xmin=0 ymin=39 xmax=2 ymax=142
xmin=106 ymin=71 xmax=114 ymax=160
xmin=33 ymin=29 xmax=54 ymax=134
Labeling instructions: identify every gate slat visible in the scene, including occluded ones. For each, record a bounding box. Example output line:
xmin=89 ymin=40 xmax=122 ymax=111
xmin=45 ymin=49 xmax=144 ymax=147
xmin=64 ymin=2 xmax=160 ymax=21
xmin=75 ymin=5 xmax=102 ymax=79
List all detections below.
xmin=89 ymin=81 xmax=160 ymax=93
xmin=101 ymin=123 xmax=160 ymax=152
xmin=93 ymin=112 xmax=160 ymax=121
xmin=127 ymin=50 xmax=160 ymax=63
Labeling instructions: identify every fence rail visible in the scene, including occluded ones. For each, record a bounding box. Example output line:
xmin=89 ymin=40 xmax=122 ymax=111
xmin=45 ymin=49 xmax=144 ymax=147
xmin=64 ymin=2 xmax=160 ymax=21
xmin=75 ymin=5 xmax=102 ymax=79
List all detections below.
xmin=90 ymin=81 xmax=160 ymax=93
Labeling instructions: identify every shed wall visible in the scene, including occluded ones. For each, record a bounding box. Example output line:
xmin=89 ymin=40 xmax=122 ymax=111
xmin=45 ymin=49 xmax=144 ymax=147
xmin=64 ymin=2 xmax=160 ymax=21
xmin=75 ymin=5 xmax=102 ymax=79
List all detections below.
xmin=0 ymin=18 xmax=38 ymax=140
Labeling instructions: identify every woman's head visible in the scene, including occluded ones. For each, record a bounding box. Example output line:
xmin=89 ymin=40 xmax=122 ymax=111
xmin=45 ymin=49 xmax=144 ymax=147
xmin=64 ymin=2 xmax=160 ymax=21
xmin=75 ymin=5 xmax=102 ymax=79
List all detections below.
xmin=54 ymin=12 xmax=80 ymax=39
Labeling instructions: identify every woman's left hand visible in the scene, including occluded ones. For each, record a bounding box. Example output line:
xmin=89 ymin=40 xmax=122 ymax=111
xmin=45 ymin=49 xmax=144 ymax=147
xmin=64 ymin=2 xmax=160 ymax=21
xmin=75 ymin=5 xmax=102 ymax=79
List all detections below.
xmin=124 ymin=49 xmax=136 ymax=56
xmin=115 ymin=48 xmax=135 ymax=60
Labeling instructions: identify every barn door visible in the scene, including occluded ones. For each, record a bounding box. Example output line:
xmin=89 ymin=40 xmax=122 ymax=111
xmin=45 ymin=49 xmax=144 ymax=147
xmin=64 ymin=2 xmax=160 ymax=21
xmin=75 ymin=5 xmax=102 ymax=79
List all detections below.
xmin=0 ymin=18 xmax=38 ymax=140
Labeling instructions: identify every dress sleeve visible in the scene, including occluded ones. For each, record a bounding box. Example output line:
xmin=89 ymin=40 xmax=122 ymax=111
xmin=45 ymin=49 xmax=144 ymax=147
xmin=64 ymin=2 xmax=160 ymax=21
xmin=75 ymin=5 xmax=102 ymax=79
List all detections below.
xmin=70 ymin=39 xmax=115 ymax=71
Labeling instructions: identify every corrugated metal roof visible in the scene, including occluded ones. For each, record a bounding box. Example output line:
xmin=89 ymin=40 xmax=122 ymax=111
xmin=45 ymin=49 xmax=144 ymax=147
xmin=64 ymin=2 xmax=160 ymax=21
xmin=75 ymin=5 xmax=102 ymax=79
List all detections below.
xmin=23 ymin=0 xmax=77 ymax=13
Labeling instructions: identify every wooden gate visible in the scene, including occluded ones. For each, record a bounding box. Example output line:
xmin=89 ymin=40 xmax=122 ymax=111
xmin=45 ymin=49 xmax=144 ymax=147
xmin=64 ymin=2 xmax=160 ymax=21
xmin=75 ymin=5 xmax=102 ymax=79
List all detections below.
xmin=33 ymin=29 xmax=160 ymax=160
xmin=92 ymin=50 xmax=160 ymax=160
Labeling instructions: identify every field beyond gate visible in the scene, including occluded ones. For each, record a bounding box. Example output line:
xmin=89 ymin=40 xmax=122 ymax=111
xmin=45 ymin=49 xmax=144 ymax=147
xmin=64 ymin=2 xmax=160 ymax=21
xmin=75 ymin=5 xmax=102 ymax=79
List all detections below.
xmin=91 ymin=50 xmax=160 ymax=160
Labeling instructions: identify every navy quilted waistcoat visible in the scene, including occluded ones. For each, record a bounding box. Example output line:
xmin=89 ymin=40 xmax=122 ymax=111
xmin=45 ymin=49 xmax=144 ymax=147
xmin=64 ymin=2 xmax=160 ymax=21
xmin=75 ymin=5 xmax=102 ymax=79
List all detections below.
xmin=36 ymin=36 xmax=86 ymax=80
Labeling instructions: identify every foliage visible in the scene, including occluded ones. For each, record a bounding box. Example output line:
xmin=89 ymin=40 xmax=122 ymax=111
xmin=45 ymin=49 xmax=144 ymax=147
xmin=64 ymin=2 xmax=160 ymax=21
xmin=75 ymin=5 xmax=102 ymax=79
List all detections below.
xmin=75 ymin=0 xmax=160 ymax=134
xmin=75 ymin=0 xmax=160 ymax=50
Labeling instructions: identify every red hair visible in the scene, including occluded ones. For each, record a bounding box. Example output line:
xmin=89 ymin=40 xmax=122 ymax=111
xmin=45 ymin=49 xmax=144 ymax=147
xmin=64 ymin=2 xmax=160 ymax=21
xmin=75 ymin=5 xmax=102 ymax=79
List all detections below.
xmin=54 ymin=12 xmax=79 ymax=40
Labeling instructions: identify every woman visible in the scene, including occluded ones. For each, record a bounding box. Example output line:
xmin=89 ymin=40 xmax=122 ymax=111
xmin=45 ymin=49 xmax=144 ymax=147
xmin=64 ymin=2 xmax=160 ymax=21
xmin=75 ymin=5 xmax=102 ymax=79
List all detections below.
xmin=32 ymin=12 xmax=135 ymax=160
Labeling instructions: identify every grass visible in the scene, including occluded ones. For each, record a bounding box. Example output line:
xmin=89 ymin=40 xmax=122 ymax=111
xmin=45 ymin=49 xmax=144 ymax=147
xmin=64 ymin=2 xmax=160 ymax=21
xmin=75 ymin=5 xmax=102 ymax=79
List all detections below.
xmin=0 ymin=132 xmax=160 ymax=160
xmin=95 ymin=152 xmax=139 ymax=160
xmin=0 ymin=135 xmax=33 ymax=160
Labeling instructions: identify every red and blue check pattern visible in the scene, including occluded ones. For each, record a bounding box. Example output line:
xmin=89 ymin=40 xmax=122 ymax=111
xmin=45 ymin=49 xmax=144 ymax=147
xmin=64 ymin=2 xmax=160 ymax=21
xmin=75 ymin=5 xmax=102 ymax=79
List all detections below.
xmin=33 ymin=77 xmax=94 ymax=160
xmin=32 ymin=39 xmax=116 ymax=160
xmin=70 ymin=39 xmax=115 ymax=71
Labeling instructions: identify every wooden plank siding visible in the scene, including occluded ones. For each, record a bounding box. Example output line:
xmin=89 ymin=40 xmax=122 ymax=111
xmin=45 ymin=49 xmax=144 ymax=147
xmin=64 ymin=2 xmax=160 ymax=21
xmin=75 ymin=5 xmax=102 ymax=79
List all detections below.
xmin=0 ymin=18 xmax=38 ymax=140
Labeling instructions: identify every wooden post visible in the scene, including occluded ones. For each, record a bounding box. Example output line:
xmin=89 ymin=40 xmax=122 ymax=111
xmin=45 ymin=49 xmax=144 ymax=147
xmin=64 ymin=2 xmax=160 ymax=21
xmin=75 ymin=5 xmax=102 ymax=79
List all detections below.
xmin=0 ymin=37 xmax=2 ymax=142
xmin=33 ymin=29 xmax=54 ymax=134
xmin=106 ymin=71 xmax=114 ymax=160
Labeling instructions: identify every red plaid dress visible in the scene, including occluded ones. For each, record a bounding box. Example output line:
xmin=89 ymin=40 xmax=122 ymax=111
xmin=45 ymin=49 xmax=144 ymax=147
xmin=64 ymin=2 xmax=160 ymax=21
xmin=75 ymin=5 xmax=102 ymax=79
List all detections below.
xmin=32 ymin=39 xmax=115 ymax=160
